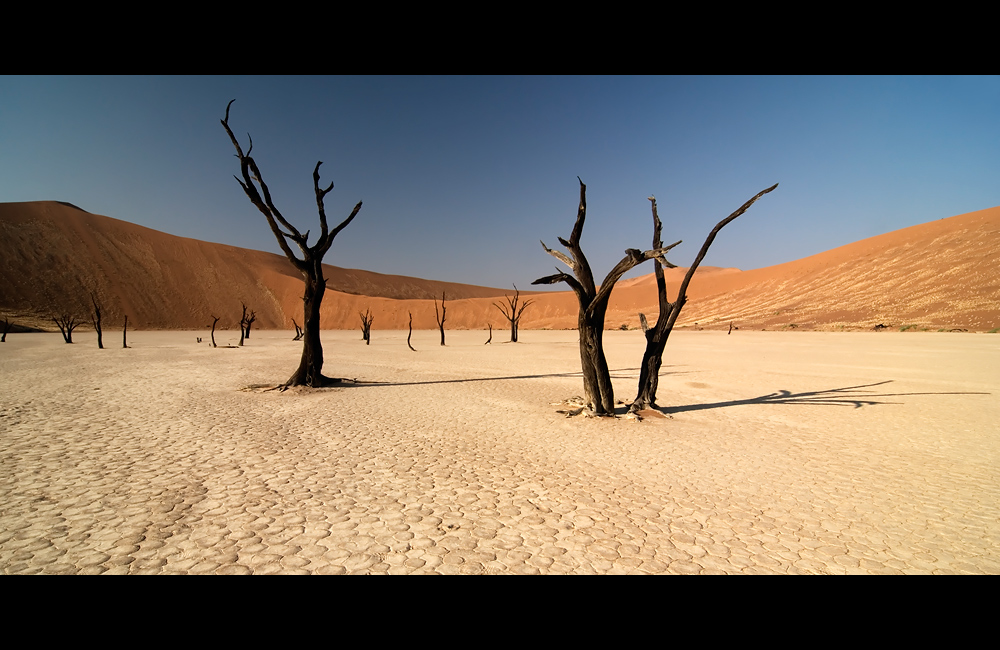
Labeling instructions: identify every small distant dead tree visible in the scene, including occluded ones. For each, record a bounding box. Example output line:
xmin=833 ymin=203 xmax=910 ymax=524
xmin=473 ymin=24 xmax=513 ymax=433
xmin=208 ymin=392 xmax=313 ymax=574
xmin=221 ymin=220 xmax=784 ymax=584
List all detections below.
xmin=292 ymin=319 xmax=304 ymax=341
xmin=485 ymin=323 xmax=492 ymax=345
xmin=122 ymin=315 xmax=129 ymax=348
xmin=53 ymin=313 xmax=82 ymax=344
xmin=494 ymin=284 xmax=533 ymax=343
xmin=407 ymin=311 xmax=416 ymax=351
xmin=238 ymin=304 xmax=248 ymax=346
xmin=359 ymin=308 xmax=374 ymax=345
xmin=631 ymin=184 xmax=778 ymax=412
xmin=2 ymin=317 xmax=12 ymax=342
xmin=210 ymin=315 xmax=220 ymax=348
xmin=434 ymin=292 xmax=447 ymax=346
xmin=88 ymin=293 xmax=105 ymax=349
xmin=223 ymin=100 xmax=362 ymax=388
xmin=533 ymin=178 xmax=679 ymax=416
xmin=243 ymin=308 xmax=257 ymax=339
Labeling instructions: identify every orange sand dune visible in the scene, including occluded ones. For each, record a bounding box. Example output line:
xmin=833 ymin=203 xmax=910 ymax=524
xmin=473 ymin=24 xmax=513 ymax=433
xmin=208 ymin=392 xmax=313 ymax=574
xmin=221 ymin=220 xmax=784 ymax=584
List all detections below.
xmin=1 ymin=201 xmax=998 ymax=332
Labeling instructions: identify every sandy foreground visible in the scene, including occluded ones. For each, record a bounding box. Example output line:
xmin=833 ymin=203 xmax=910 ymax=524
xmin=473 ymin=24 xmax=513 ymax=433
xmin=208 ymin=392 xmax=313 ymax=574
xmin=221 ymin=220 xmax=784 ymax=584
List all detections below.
xmin=1 ymin=329 xmax=998 ymax=574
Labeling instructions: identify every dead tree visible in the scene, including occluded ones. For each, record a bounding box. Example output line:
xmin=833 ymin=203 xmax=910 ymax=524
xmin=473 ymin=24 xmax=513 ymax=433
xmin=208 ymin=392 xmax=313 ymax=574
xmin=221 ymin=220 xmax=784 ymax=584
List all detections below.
xmin=434 ymin=292 xmax=447 ymax=346
xmin=407 ymin=311 xmax=416 ymax=351
xmin=2 ymin=317 xmax=12 ymax=342
xmin=631 ymin=184 xmax=778 ymax=412
xmin=244 ymin=309 xmax=257 ymax=339
xmin=238 ymin=303 xmax=248 ymax=346
xmin=89 ymin=293 xmax=104 ymax=349
xmin=494 ymin=284 xmax=533 ymax=343
xmin=485 ymin=323 xmax=492 ymax=345
xmin=359 ymin=308 xmax=374 ymax=345
xmin=223 ymin=100 xmax=362 ymax=387
xmin=292 ymin=319 xmax=304 ymax=341
xmin=532 ymin=178 xmax=680 ymax=416
xmin=123 ymin=315 xmax=129 ymax=349
xmin=53 ymin=313 xmax=82 ymax=344
xmin=210 ymin=315 xmax=220 ymax=348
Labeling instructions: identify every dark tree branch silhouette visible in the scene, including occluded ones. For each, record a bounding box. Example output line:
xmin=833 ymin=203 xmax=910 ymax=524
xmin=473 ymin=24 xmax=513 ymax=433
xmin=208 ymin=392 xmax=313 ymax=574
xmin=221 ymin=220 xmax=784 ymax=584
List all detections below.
xmin=89 ymin=293 xmax=104 ymax=349
xmin=494 ymin=285 xmax=533 ymax=342
xmin=222 ymin=100 xmax=362 ymax=388
xmin=632 ymin=184 xmax=778 ymax=412
xmin=532 ymin=178 xmax=680 ymax=415
xmin=292 ymin=319 xmax=304 ymax=341
xmin=434 ymin=292 xmax=447 ymax=346
xmin=485 ymin=323 xmax=492 ymax=345
xmin=122 ymin=315 xmax=129 ymax=349
xmin=238 ymin=303 xmax=248 ymax=347
xmin=359 ymin=308 xmax=374 ymax=345
xmin=243 ymin=308 xmax=257 ymax=339
xmin=407 ymin=311 xmax=416 ymax=351
xmin=53 ymin=313 xmax=82 ymax=344
xmin=2 ymin=317 xmax=12 ymax=342
xmin=210 ymin=315 xmax=220 ymax=348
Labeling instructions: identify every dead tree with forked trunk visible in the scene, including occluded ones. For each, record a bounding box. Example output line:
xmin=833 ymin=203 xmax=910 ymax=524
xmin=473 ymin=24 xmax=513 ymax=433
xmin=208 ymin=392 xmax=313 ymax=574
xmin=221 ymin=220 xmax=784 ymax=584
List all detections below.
xmin=533 ymin=178 xmax=681 ymax=416
xmin=243 ymin=308 xmax=257 ymax=339
xmin=53 ymin=313 xmax=82 ymax=344
xmin=631 ymin=184 xmax=778 ymax=413
xmin=292 ymin=319 xmax=304 ymax=341
xmin=359 ymin=308 xmax=374 ymax=345
xmin=434 ymin=292 xmax=447 ymax=346
xmin=223 ymin=100 xmax=362 ymax=388
xmin=494 ymin=285 xmax=533 ymax=343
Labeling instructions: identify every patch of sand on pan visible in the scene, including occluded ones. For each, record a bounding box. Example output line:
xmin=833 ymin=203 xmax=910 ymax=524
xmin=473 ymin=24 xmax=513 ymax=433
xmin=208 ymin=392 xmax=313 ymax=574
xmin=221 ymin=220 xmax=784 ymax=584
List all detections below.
xmin=1 ymin=329 xmax=997 ymax=574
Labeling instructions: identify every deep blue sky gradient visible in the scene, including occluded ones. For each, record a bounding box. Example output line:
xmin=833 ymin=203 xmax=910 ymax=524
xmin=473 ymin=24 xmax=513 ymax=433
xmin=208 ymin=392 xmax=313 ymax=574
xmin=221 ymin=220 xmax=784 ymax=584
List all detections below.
xmin=2 ymin=75 xmax=998 ymax=289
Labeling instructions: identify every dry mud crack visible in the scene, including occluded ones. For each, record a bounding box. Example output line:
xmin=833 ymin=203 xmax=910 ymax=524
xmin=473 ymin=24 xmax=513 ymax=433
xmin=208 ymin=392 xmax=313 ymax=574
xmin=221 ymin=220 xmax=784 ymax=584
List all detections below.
xmin=2 ymin=330 xmax=998 ymax=574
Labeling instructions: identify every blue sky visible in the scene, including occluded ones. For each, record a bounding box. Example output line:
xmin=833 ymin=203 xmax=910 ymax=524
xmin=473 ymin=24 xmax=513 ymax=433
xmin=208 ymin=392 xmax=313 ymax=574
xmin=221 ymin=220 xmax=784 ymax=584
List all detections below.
xmin=2 ymin=76 xmax=998 ymax=289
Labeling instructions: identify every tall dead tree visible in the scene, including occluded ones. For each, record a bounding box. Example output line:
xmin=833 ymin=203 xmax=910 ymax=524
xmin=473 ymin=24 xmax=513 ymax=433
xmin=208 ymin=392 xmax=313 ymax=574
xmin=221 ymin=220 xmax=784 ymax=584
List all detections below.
xmin=407 ymin=311 xmax=416 ymax=351
xmin=223 ymin=100 xmax=362 ymax=387
xmin=494 ymin=285 xmax=533 ymax=342
xmin=122 ymin=315 xmax=129 ymax=349
xmin=238 ymin=304 xmax=248 ymax=346
xmin=292 ymin=319 xmax=304 ymax=341
xmin=359 ymin=308 xmax=374 ymax=345
xmin=434 ymin=292 xmax=447 ymax=346
xmin=53 ymin=313 xmax=82 ymax=344
xmin=2 ymin=317 xmax=13 ymax=342
xmin=89 ymin=293 xmax=104 ymax=349
xmin=632 ymin=184 xmax=778 ymax=412
xmin=533 ymin=178 xmax=680 ymax=415
xmin=210 ymin=315 xmax=220 ymax=348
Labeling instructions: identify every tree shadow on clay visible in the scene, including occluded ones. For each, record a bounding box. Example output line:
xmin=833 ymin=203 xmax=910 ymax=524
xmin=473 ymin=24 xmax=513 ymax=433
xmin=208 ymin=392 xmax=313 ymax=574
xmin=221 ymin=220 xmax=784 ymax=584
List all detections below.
xmin=655 ymin=380 xmax=990 ymax=415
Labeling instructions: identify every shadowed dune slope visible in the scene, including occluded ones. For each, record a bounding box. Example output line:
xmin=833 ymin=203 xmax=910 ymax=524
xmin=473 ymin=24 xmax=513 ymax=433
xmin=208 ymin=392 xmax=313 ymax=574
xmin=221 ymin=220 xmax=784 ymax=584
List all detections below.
xmin=1 ymin=201 xmax=998 ymax=332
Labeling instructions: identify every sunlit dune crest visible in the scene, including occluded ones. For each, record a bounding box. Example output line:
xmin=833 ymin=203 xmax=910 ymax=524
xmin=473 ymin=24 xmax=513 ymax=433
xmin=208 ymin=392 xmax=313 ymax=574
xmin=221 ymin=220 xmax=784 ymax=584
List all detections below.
xmin=1 ymin=201 xmax=998 ymax=331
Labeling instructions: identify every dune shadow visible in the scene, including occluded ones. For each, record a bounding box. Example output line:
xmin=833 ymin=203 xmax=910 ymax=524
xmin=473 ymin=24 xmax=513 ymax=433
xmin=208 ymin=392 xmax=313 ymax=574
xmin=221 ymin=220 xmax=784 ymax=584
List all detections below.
xmin=653 ymin=380 xmax=990 ymax=414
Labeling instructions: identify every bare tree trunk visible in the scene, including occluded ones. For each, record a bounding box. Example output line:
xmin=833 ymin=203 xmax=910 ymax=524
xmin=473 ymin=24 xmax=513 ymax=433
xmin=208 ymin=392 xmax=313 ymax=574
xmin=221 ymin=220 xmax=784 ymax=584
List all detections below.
xmin=434 ymin=292 xmax=447 ymax=346
xmin=210 ymin=315 xmax=220 ymax=348
xmin=407 ymin=311 xmax=416 ymax=351
xmin=2 ymin=317 xmax=12 ymax=342
xmin=485 ymin=323 xmax=492 ymax=345
xmin=494 ymin=285 xmax=533 ymax=343
xmin=53 ymin=314 xmax=81 ymax=344
xmin=359 ymin=308 xmax=373 ymax=345
xmin=223 ymin=100 xmax=361 ymax=388
xmin=123 ymin=315 xmax=129 ymax=348
xmin=632 ymin=185 xmax=778 ymax=412
xmin=533 ymin=178 xmax=680 ymax=415
xmin=245 ymin=310 xmax=256 ymax=339
xmin=292 ymin=319 xmax=303 ymax=341
xmin=239 ymin=303 xmax=247 ymax=347
xmin=90 ymin=293 xmax=104 ymax=349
